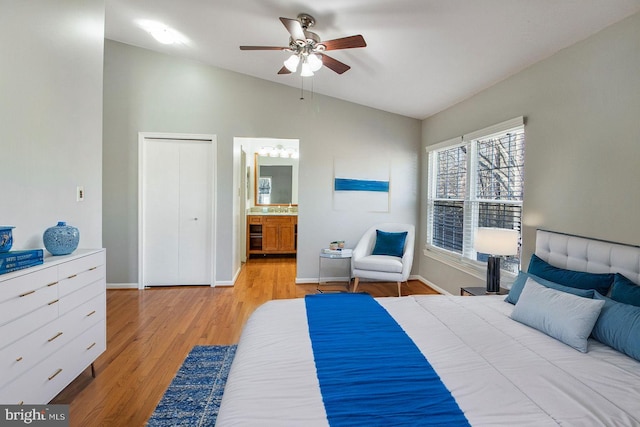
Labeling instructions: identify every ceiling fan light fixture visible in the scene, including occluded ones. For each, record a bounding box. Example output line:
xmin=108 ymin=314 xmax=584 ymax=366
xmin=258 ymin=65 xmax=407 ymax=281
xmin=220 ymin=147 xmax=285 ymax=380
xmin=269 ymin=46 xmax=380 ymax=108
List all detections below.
xmin=240 ymin=14 xmax=366 ymax=77
xmin=300 ymin=60 xmax=314 ymax=77
xmin=283 ymin=54 xmax=300 ymax=72
xmin=307 ymin=53 xmax=323 ymax=72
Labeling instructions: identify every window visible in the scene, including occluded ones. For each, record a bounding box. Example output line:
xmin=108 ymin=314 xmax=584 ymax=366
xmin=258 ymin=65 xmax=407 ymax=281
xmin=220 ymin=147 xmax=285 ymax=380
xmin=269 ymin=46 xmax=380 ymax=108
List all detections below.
xmin=426 ymin=118 xmax=525 ymax=273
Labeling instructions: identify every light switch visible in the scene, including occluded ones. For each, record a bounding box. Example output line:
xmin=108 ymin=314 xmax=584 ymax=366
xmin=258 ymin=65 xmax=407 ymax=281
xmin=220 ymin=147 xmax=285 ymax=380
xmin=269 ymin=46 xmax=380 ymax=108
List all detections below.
xmin=77 ymin=186 xmax=84 ymax=202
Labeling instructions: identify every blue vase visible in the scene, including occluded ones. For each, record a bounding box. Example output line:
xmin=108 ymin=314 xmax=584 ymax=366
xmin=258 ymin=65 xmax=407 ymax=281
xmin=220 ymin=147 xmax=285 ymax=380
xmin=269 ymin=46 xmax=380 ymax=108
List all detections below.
xmin=43 ymin=221 xmax=79 ymax=256
xmin=0 ymin=226 xmax=15 ymax=253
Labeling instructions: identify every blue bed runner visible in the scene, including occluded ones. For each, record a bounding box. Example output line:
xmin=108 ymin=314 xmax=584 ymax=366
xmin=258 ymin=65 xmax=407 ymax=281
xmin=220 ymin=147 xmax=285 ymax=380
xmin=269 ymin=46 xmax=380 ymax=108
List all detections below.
xmin=305 ymin=293 xmax=470 ymax=427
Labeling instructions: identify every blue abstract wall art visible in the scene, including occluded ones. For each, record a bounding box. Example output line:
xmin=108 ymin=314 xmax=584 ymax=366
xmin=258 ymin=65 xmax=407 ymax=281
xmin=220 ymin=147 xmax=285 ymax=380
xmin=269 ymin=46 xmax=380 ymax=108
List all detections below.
xmin=333 ymin=158 xmax=390 ymax=212
xmin=334 ymin=178 xmax=390 ymax=193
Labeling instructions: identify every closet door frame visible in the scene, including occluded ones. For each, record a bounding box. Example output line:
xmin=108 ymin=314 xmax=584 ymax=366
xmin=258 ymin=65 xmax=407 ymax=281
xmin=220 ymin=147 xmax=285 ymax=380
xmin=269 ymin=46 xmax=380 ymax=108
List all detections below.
xmin=138 ymin=132 xmax=217 ymax=290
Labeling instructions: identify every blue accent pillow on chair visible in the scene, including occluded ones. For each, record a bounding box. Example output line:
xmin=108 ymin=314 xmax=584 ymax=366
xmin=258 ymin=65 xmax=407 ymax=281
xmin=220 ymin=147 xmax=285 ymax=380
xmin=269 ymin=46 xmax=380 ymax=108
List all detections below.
xmin=527 ymin=254 xmax=614 ymax=295
xmin=610 ymin=273 xmax=640 ymax=307
xmin=372 ymin=230 xmax=407 ymax=258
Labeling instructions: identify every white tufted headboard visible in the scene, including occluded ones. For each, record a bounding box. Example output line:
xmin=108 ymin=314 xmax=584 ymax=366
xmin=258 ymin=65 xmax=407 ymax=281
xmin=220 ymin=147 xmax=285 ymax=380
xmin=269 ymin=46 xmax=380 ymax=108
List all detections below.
xmin=535 ymin=229 xmax=640 ymax=285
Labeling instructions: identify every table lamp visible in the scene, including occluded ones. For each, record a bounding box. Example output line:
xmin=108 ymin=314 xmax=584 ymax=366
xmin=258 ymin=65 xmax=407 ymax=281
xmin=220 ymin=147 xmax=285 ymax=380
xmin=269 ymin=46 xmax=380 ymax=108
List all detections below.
xmin=474 ymin=228 xmax=519 ymax=293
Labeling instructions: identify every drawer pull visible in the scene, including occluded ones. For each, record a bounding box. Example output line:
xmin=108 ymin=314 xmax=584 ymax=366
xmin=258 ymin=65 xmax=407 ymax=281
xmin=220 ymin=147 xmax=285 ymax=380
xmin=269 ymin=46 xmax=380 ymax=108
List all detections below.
xmin=89 ymin=266 xmax=97 ymax=271
xmin=19 ymin=290 xmax=36 ymax=297
xmin=86 ymin=342 xmax=96 ymax=350
xmin=48 ymin=368 xmax=63 ymax=381
xmin=16 ymin=356 xmax=23 ymax=362
xmin=47 ymin=281 xmax=59 ymax=287
xmin=86 ymin=310 xmax=96 ymax=317
xmin=48 ymin=299 xmax=59 ymax=306
xmin=48 ymin=332 xmax=63 ymax=342
xmin=67 ymin=274 xmax=77 ymax=279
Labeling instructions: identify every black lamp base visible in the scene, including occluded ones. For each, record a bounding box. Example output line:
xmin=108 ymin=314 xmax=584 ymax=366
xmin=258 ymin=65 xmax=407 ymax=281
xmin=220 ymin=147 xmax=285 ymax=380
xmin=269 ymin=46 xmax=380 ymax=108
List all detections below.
xmin=486 ymin=256 xmax=501 ymax=293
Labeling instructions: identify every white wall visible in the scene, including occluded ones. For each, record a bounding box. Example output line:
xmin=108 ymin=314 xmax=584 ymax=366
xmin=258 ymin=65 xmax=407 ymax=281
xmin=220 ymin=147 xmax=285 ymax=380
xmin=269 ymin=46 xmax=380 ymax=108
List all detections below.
xmin=420 ymin=12 xmax=640 ymax=295
xmin=0 ymin=1 xmax=104 ymax=252
xmin=103 ymin=40 xmax=421 ymax=285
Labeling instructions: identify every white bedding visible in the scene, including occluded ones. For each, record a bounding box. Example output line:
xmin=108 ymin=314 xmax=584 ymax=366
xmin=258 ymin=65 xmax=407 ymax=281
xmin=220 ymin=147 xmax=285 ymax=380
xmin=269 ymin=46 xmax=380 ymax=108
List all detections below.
xmin=217 ymin=295 xmax=640 ymax=426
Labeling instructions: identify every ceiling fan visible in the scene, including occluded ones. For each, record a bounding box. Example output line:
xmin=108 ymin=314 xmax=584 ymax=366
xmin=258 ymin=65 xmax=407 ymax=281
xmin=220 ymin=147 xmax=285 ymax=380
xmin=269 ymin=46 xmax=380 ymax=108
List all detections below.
xmin=240 ymin=13 xmax=366 ymax=76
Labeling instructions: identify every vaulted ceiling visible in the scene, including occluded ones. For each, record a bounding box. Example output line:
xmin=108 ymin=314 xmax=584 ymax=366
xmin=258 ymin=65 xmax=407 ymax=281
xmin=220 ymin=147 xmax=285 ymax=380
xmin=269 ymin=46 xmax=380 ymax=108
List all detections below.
xmin=105 ymin=0 xmax=640 ymax=119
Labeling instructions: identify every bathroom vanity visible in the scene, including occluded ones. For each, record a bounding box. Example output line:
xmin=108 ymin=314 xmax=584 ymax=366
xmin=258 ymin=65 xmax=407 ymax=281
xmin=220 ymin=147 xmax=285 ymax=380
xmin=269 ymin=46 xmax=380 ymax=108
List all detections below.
xmin=247 ymin=214 xmax=297 ymax=257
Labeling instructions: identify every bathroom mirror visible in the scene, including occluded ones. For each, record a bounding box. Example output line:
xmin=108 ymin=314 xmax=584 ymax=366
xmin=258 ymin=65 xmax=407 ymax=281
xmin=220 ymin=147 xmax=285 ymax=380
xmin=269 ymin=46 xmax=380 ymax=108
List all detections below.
xmin=254 ymin=153 xmax=298 ymax=205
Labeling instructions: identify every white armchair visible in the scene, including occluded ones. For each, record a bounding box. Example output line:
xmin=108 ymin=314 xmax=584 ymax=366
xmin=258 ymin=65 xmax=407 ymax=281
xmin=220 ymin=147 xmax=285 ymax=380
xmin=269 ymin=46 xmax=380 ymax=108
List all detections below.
xmin=351 ymin=223 xmax=415 ymax=297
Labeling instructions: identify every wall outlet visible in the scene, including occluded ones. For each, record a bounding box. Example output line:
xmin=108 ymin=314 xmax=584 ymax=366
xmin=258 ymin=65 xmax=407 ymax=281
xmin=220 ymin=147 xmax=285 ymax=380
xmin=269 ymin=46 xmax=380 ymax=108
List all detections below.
xmin=77 ymin=186 xmax=84 ymax=202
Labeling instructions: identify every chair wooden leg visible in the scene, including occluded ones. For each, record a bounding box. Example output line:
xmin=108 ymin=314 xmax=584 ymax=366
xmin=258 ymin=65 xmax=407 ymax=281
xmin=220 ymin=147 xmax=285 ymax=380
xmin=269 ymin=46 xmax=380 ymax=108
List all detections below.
xmin=397 ymin=281 xmax=402 ymax=297
xmin=353 ymin=277 xmax=360 ymax=293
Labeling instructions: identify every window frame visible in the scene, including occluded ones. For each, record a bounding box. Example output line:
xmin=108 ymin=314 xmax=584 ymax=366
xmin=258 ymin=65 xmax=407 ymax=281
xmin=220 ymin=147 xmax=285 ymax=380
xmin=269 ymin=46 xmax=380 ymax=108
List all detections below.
xmin=425 ymin=117 xmax=525 ymax=273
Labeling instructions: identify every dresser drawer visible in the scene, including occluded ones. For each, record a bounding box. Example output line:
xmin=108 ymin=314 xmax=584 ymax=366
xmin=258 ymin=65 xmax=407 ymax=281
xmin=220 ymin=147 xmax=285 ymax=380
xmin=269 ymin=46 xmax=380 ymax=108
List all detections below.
xmin=58 ymin=279 xmax=104 ymax=316
xmin=58 ymin=264 xmax=105 ymax=298
xmin=0 ymin=319 xmax=106 ymax=405
xmin=57 ymin=251 xmax=105 ymax=280
xmin=0 ymin=303 xmax=59 ymax=351
xmin=0 ymin=292 xmax=106 ymax=388
xmin=0 ymin=266 xmax=57 ymax=305
xmin=0 ymin=280 xmax=58 ymax=327
xmin=57 ymin=292 xmax=105 ymax=345
xmin=0 ymin=303 xmax=68 ymax=388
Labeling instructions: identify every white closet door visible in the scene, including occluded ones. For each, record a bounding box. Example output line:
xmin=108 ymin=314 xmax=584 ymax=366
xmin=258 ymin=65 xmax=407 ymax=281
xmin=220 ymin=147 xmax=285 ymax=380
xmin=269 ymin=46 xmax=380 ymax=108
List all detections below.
xmin=142 ymin=138 xmax=212 ymax=286
xmin=178 ymin=141 xmax=212 ymax=284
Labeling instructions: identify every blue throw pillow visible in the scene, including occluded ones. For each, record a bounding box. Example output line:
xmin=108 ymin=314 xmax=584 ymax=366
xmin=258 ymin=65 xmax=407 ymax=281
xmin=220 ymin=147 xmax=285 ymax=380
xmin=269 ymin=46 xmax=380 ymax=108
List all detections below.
xmin=371 ymin=230 xmax=407 ymax=258
xmin=592 ymin=292 xmax=640 ymax=361
xmin=610 ymin=273 xmax=640 ymax=307
xmin=505 ymin=271 xmax=595 ymax=305
xmin=527 ymin=254 xmax=614 ymax=296
xmin=511 ymin=279 xmax=605 ymax=352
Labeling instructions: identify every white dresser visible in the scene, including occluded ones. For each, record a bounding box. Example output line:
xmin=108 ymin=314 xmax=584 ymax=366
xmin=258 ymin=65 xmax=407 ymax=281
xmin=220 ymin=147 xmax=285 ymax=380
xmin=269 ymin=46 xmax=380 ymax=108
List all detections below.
xmin=0 ymin=249 xmax=106 ymax=404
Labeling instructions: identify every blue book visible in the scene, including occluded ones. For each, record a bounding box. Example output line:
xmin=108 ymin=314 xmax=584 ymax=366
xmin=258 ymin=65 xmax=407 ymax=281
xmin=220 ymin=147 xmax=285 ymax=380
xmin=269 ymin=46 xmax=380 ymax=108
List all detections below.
xmin=0 ymin=258 xmax=44 ymax=275
xmin=0 ymin=249 xmax=44 ymax=263
xmin=0 ymin=250 xmax=44 ymax=275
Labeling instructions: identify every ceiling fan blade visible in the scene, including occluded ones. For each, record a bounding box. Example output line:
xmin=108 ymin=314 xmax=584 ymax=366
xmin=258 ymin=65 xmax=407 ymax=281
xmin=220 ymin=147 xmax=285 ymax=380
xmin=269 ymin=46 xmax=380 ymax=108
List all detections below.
xmin=320 ymin=54 xmax=351 ymax=74
xmin=277 ymin=66 xmax=292 ymax=75
xmin=240 ymin=46 xmax=288 ymax=51
xmin=279 ymin=17 xmax=306 ymax=41
xmin=321 ymin=35 xmax=367 ymax=51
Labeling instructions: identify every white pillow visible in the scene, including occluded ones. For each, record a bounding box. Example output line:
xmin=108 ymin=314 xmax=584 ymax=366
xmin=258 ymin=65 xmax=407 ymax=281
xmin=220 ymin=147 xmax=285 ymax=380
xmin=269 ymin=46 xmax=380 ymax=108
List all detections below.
xmin=511 ymin=278 xmax=605 ymax=352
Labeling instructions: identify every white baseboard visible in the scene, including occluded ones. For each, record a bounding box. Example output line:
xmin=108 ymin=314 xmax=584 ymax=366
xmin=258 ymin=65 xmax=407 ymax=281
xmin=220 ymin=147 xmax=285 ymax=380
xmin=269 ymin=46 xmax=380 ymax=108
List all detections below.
xmin=107 ymin=283 xmax=138 ymax=289
xmin=107 ymin=276 xmax=446 ymax=293
xmin=106 ymin=282 xmax=234 ymax=289
xmin=295 ymin=274 xmax=446 ymax=294
xmin=295 ymin=277 xmax=318 ymax=284
xmin=413 ymin=275 xmax=452 ymax=295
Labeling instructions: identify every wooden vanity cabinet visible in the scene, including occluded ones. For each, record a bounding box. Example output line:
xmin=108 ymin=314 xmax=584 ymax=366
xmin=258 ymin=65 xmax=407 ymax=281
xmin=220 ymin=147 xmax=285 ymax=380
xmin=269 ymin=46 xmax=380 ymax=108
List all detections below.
xmin=247 ymin=215 xmax=297 ymax=257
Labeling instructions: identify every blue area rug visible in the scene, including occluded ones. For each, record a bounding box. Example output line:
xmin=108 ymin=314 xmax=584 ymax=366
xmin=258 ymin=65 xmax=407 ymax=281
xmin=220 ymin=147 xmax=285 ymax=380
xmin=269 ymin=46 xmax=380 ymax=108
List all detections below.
xmin=146 ymin=345 xmax=237 ymax=427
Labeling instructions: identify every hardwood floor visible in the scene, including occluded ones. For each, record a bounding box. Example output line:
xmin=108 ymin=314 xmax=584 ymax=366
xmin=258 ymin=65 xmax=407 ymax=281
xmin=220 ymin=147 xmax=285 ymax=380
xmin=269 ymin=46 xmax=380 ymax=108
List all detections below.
xmin=51 ymin=256 xmax=438 ymax=426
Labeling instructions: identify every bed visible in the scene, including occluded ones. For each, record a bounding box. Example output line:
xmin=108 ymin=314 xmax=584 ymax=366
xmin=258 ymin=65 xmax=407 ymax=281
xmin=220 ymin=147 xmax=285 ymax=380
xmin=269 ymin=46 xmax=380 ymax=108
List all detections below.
xmin=216 ymin=230 xmax=640 ymax=426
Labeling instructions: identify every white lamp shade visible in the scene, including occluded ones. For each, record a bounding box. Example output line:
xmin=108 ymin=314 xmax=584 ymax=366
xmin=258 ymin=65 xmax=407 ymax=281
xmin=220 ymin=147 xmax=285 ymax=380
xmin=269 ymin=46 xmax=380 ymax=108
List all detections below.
xmin=474 ymin=228 xmax=519 ymax=256
xmin=307 ymin=53 xmax=323 ymax=72
xmin=284 ymin=54 xmax=300 ymax=72
xmin=300 ymin=61 xmax=314 ymax=77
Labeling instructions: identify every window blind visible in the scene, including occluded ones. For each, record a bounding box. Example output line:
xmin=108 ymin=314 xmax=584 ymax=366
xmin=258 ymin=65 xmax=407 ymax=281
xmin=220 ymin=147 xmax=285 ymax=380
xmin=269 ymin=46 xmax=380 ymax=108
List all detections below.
xmin=427 ymin=118 xmax=525 ymax=272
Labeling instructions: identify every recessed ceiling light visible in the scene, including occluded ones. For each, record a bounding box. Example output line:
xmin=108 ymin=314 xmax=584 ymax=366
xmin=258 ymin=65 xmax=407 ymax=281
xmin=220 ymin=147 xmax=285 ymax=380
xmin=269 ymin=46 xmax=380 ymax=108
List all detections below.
xmin=137 ymin=20 xmax=187 ymax=45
